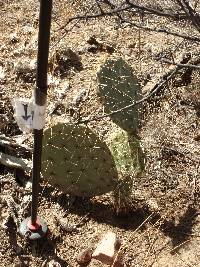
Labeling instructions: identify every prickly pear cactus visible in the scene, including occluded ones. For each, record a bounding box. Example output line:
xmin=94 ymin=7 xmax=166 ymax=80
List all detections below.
xmin=97 ymin=58 xmax=142 ymax=132
xmin=42 ymin=123 xmax=118 ymax=197
xmin=107 ymin=128 xmax=145 ymax=214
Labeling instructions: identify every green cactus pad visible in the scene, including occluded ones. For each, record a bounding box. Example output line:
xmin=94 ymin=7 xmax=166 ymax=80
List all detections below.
xmin=97 ymin=58 xmax=142 ymax=132
xmin=42 ymin=123 xmax=118 ymax=197
xmin=107 ymin=129 xmax=146 ymax=214
xmin=107 ymin=129 xmax=145 ymax=176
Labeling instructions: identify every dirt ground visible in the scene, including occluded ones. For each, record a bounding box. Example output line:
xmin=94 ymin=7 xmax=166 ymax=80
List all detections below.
xmin=1 ymin=1 xmax=200 ymax=266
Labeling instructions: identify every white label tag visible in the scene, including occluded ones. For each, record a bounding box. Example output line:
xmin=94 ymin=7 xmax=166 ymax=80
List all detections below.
xmin=12 ymin=98 xmax=34 ymax=133
xmin=12 ymin=98 xmax=46 ymax=133
xmin=32 ymin=104 xmax=46 ymax=130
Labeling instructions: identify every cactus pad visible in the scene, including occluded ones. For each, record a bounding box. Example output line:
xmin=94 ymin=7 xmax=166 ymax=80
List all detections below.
xmin=42 ymin=123 xmax=118 ymax=197
xmin=107 ymin=129 xmax=145 ymax=214
xmin=97 ymin=58 xmax=142 ymax=132
xmin=107 ymin=129 xmax=145 ymax=177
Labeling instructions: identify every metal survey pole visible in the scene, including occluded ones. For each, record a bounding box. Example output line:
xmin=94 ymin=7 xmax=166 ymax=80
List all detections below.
xmin=19 ymin=0 xmax=52 ymax=240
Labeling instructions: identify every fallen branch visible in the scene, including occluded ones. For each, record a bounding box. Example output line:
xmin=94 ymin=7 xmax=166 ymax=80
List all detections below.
xmin=159 ymin=57 xmax=200 ymax=69
xmin=0 ymin=135 xmax=32 ymax=153
xmin=59 ymin=1 xmax=186 ymax=32
xmin=57 ymin=9 xmax=200 ymax=43
xmin=176 ymin=0 xmax=200 ymax=32
xmin=0 ymin=152 xmax=32 ymax=172
xmin=125 ymin=0 xmax=187 ymax=20
xmin=58 ymin=6 xmax=132 ymax=30
xmin=120 ymin=17 xmax=200 ymax=42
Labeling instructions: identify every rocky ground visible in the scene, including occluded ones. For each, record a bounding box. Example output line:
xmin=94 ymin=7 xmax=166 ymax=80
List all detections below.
xmin=1 ymin=1 xmax=200 ymax=266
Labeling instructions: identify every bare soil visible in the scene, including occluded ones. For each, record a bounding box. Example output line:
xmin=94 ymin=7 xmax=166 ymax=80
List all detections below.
xmin=1 ymin=1 xmax=200 ymax=266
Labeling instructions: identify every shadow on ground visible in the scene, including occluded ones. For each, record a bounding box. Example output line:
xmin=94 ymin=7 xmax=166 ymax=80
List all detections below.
xmin=161 ymin=206 xmax=198 ymax=253
xmin=43 ymin=186 xmax=154 ymax=231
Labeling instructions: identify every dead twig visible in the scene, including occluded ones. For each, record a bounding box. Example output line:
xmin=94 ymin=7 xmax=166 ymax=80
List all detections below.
xmin=120 ymin=17 xmax=200 ymax=42
xmin=0 ymin=135 xmax=32 ymax=153
xmin=176 ymin=0 xmax=200 ymax=32
xmin=58 ymin=6 xmax=132 ymax=31
xmin=57 ymin=1 xmax=200 ymax=43
xmin=0 ymin=152 xmax=32 ymax=172
xmin=95 ymin=0 xmax=105 ymax=14
xmin=158 ymin=57 xmax=200 ymax=69
xmin=60 ymin=11 xmax=200 ymax=42
xmin=125 ymin=0 xmax=187 ymax=20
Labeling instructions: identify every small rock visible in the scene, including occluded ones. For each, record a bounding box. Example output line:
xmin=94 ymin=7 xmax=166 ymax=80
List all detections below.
xmin=29 ymin=58 xmax=37 ymax=70
xmin=76 ymin=248 xmax=93 ymax=265
xmin=92 ymin=232 xmax=121 ymax=265
xmin=22 ymin=26 xmax=34 ymax=34
xmin=146 ymin=198 xmax=159 ymax=212
xmin=48 ymin=259 xmax=61 ymax=267
xmin=56 ymin=80 xmax=70 ymax=99
xmin=22 ymin=195 xmax=31 ymax=203
xmin=25 ymin=181 xmax=32 ymax=191
xmin=123 ymin=48 xmax=131 ymax=56
xmin=9 ymin=33 xmax=19 ymax=44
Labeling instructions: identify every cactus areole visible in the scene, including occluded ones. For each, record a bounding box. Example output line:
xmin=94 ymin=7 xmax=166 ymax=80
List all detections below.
xmin=19 ymin=0 xmax=52 ymax=240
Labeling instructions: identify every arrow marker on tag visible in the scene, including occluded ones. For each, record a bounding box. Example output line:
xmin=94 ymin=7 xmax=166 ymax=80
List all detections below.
xmin=22 ymin=104 xmax=31 ymax=121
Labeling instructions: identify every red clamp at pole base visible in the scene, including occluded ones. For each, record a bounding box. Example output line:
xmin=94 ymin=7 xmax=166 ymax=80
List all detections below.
xmin=27 ymin=218 xmax=41 ymax=231
xmin=19 ymin=217 xmax=48 ymax=240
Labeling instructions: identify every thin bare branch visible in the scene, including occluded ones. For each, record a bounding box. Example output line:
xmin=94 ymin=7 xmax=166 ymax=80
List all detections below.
xmin=50 ymin=19 xmax=81 ymax=50
xmin=120 ymin=17 xmax=200 ymax=42
xmin=58 ymin=0 xmax=188 ymax=32
xmin=182 ymin=0 xmax=200 ymax=24
xmin=58 ymin=6 xmax=132 ymax=31
xmin=159 ymin=57 xmax=200 ymax=69
xmin=57 ymin=5 xmax=200 ymax=43
xmin=176 ymin=0 xmax=200 ymax=32
xmin=0 ymin=152 xmax=31 ymax=172
xmin=125 ymin=0 xmax=186 ymax=20
xmin=95 ymin=0 xmax=105 ymax=14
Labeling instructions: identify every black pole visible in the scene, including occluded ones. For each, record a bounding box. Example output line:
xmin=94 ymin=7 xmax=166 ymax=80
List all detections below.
xmin=31 ymin=0 xmax=53 ymax=225
xmin=19 ymin=0 xmax=52 ymax=240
